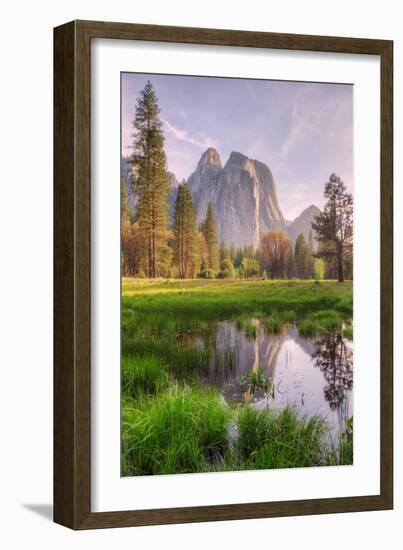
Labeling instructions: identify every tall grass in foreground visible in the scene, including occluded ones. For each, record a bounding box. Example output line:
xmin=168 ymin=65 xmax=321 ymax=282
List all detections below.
xmin=121 ymin=391 xmax=350 ymax=475
xmin=338 ymin=417 xmax=353 ymax=464
xmin=230 ymin=406 xmax=329 ymax=470
xmin=325 ymin=417 xmax=353 ymax=466
xmin=122 ymin=388 xmax=230 ymax=476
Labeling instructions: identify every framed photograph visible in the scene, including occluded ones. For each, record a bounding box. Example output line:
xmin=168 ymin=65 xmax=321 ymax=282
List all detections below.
xmin=54 ymin=20 xmax=393 ymax=529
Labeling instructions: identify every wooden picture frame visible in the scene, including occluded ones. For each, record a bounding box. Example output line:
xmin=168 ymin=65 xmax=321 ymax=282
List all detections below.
xmin=54 ymin=19 xmax=393 ymax=529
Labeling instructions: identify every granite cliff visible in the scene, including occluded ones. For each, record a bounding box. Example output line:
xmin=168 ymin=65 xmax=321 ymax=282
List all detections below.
xmin=188 ymin=148 xmax=286 ymax=247
xmin=122 ymin=148 xmax=320 ymax=248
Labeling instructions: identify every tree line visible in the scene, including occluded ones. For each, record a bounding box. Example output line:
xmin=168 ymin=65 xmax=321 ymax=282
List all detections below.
xmin=122 ymin=81 xmax=353 ymax=282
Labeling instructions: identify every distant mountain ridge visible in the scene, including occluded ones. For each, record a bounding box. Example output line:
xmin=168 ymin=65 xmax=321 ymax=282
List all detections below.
xmin=122 ymin=148 xmax=320 ymax=247
xmin=287 ymin=204 xmax=321 ymax=245
xmin=121 ymin=158 xmax=180 ymax=219
xmin=121 ymin=157 xmax=137 ymax=212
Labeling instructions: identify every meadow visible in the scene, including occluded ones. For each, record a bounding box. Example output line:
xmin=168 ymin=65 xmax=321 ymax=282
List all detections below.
xmin=121 ymin=279 xmax=353 ymax=476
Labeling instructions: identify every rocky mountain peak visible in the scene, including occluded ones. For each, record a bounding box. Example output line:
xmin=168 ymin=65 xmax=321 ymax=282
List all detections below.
xmin=304 ymin=204 xmax=321 ymax=216
xmin=188 ymin=148 xmax=222 ymax=197
xmin=167 ymin=171 xmax=180 ymax=189
xmin=225 ymin=151 xmax=249 ymax=168
xmin=188 ymin=148 xmax=286 ymax=247
xmin=287 ymin=204 xmax=321 ymax=245
xmin=198 ymin=147 xmax=222 ymax=169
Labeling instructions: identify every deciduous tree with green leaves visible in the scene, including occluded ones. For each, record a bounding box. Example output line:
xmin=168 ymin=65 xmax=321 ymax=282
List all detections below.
xmin=240 ymin=257 xmax=260 ymax=278
xmin=314 ymin=257 xmax=325 ymax=280
xmin=294 ymin=233 xmax=309 ymax=279
xmin=286 ymin=248 xmax=295 ymax=279
xmin=131 ymin=80 xmax=170 ymax=278
xmin=307 ymin=229 xmax=316 ymax=278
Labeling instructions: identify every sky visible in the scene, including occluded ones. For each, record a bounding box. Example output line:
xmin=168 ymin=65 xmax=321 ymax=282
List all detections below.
xmin=121 ymin=73 xmax=353 ymax=220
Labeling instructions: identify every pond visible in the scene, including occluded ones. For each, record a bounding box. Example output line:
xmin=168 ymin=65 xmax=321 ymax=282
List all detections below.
xmin=180 ymin=319 xmax=353 ymax=439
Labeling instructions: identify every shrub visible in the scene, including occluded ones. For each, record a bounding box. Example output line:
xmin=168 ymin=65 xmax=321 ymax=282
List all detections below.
xmin=313 ymin=258 xmax=325 ymax=280
xmin=220 ymin=258 xmax=235 ymax=278
xmin=199 ymin=268 xmax=216 ymax=279
xmin=217 ymin=269 xmax=233 ymax=279
xmin=241 ymin=257 xmax=260 ymax=278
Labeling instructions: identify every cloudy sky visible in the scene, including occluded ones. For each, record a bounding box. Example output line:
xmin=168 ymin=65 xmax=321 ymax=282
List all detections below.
xmin=121 ymin=73 xmax=353 ymax=220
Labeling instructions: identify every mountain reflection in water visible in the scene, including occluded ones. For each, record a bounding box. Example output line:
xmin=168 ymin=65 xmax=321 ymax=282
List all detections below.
xmin=182 ymin=320 xmax=353 ymax=437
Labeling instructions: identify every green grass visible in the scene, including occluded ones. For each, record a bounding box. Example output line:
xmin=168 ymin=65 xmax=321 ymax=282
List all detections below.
xmin=121 ymin=387 xmax=352 ymax=475
xmin=235 ymin=317 xmax=257 ymax=339
xmin=121 ymin=279 xmax=353 ymax=474
xmin=338 ymin=417 xmax=353 ymax=465
xmin=297 ymin=310 xmax=344 ymax=337
xmin=262 ymin=317 xmax=283 ymax=334
xmin=122 ymin=355 xmax=168 ymax=398
xmin=122 ymin=388 xmax=230 ymax=476
xmin=122 ymin=279 xmax=353 ymax=327
xmin=121 ymin=279 xmax=352 ymax=375
xmin=343 ymin=326 xmax=354 ymax=340
xmin=232 ymin=406 xmax=329 ymax=470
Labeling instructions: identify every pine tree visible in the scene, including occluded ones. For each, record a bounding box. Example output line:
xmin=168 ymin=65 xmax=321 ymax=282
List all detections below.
xmin=229 ymin=243 xmax=237 ymax=263
xmin=294 ymin=233 xmax=309 ymax=278
xmin=201 ymin=203 xmax=219 ymax=272
xmin=234 ymin=247 xmax=243 ymax=268
xmin=131 ymin=81 xmax=170 ymax=278
xmin=219 ymin=242 xmax=230 ymax=262
xmin=173 ymin=183 xmax=200 ymax=278
xmin=311 ymin=173 xmax=353 ymax=283
xmin=286 ymin=248 xmax=295 ymax=279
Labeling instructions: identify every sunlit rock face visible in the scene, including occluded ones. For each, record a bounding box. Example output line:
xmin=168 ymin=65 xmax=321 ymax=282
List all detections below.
xmin=166 ymin=172 xmax=180 ymax=223
xmin=122 ymin=149 xmax=320 ymax=246
xmin=188 ymin=147 xmax=222 ymax=196
xmin=188 ymin=149 xmax=286 ymax=247
xmin=167 ymin=171 xmax=180 ymax=189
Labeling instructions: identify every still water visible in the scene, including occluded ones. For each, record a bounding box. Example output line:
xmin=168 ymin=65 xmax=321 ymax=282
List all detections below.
xmin=182 ymin=319 xmax=353 ymax=438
